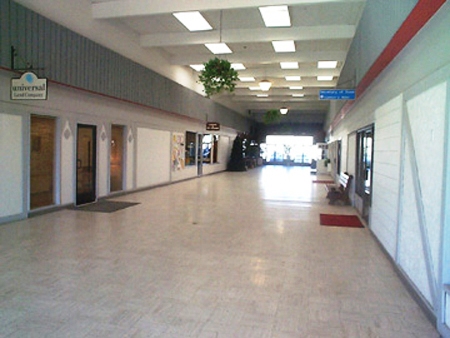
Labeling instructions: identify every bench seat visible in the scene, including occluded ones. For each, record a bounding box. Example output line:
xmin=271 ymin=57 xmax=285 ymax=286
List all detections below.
xmin=325 ymin=172 xmax=353 ymax=205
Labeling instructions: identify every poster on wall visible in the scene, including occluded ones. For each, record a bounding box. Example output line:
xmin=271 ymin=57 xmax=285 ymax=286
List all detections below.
xmin=172 ymin=132 xmax=185 ymax=171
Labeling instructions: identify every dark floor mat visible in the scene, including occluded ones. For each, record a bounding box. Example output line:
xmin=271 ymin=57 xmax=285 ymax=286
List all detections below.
xmin=69 ymin=200 xmax=140 ymax=213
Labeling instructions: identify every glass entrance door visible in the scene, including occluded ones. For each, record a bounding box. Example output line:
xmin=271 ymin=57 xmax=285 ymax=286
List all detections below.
xmin=356 ymin=125 xmax=374 ymax=222
xmin=76 ymin=124 xmax=97 ymax=205
xmin=197 ymin=134 xmax=203 ymax=176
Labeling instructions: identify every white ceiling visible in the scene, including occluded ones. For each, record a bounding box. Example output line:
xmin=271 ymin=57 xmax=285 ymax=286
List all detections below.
xmin=15 ymin=0 xmax=366 ymax=123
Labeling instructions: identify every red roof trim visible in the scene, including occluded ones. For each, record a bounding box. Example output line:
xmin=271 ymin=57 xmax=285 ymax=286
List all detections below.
xmin=330 ymin=0 xmax=446 ymax=131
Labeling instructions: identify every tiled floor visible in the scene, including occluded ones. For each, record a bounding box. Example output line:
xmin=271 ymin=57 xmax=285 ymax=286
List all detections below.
xmin=0 ymin=166 xmax=439 ymax=337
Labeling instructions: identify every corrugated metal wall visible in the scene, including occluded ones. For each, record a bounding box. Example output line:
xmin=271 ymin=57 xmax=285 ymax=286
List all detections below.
xmin=0 ymin=0 xmax=250 ymax=131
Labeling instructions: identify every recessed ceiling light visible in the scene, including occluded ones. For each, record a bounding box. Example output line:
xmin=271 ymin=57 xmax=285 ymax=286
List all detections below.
xmin=280 ymin=62 xmax=298 ymax=69
xmin=292 ymin=94 xmax=304 ymax=97
xmin=173 ymin=11 xmax=212 ymax=31
xmin=205 ymin=43 xmax=232 ymax=54
xmin=317 ymin=76 xmax=334 ymax=81
xmin=239 ymin=76 xmax=255 ymax=82
xmin=285 ymin=76 xmax=301 ymax=81
xmin=289 ymin=86 xmax=303 ymax=90
xmin=231 ymin=63 xmax=246 ymax=70
xmin=190 ymin=64 xmax=205 ymax=72
xmin=318 ymin=61 xmax=338 ymax=69
xmin=259 ymin=5 xmax=291 ymax=27
xmin=272 ymin=40 xmax=295 ymax=53
xmin=257 ymin=94 xmax=269 ymax=97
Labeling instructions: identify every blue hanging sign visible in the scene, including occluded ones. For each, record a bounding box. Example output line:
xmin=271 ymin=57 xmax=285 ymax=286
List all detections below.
xmin=319 ymin=89 xmax=355 ymax=100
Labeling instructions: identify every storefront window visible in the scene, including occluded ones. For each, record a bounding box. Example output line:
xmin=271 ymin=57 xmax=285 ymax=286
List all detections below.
xmin=202 ymin=134 xmax=219 ymax=164
xmin=185 ymin=131 xmax=196 ymax=166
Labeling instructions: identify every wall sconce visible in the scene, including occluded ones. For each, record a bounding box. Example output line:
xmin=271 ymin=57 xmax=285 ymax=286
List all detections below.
xmin=280 ymin=107 xmax=289 ymax=114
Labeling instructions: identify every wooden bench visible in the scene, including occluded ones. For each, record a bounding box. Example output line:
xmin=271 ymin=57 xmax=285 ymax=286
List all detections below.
xmin=325 ymin=172 xmax=353 ymax=205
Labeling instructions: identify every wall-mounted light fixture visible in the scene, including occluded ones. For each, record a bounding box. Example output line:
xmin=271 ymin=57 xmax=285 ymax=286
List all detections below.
xmin=280 ymin=107 xmax=289 ymax=114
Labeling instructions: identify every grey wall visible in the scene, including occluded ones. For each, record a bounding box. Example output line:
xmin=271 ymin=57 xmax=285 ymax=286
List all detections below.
xmin=328 ymin=0 xmax=419 ymax=124
xmin=0 ymin=0 xmax=251 ymax=132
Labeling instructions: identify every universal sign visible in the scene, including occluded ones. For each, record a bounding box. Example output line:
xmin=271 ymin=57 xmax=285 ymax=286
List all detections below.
xmin=11 ymin=72 xmax=48 ymax=100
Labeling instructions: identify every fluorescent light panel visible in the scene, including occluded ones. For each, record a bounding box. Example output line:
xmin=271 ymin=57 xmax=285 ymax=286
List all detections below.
xmin=249 ymin=86 xmax=261 ymax=91
xmin=231 ymin=63 xmax=246 ymax=70
xmin=317 ymin=76 xmax=334 ymax=81
xmin=205 ymin=43 xmax=232 ymax=54
xmin=239 ymin=76 xmax=255 ymax=82
xmin=272 ymin=40 xmax=295 ymax=53
xmin=292 ymin=94 xmax=304 ymax=97
xmin=285 ymin=76 xmax=301 ymax=81
xmin=257 ymin=94 xmax=269 ymax=97
xmin=173 ymin=11 xmax=212 ymax=31
xmin=289 ymin=86 xmax=303 ymax=90
xmin=259 ymin=5 xmax=291 ymax=27
xmin=190 ymin=64 xmax=204 ymax=71
xmin=318 ymin=61 xmax=338 ymax=69
xmin=280 ymin=62 xmax=298 ymax=69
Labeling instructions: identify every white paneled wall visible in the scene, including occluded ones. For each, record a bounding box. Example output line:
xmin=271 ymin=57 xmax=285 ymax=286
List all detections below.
xmin=0 ymin=113 xmax=24 ymax=219
xmin=371 ymin=96 xmax=403 ymax=258
xmin=398 ymin=82 xmax=447 ymax=308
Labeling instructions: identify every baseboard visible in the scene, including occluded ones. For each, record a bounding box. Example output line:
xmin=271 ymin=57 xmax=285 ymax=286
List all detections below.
xmin=368 ymin=229 xmax=437 ymax=326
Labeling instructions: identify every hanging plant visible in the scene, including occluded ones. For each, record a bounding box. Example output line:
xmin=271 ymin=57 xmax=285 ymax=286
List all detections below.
xmin=198 ymin=58 xmax=239 ymax=98
xmin=263 ymin=109 xmax=281 ymax=124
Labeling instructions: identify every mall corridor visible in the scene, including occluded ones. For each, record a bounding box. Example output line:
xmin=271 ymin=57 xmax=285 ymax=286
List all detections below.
xmin=0 ymin=166 xmax=438 ymax=337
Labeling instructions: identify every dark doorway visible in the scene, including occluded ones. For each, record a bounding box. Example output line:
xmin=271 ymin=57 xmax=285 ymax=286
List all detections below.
xmin=356 ymin=125 xmax=374 ymax=222
xmin=76 ymin=124 xmax=97 ymax=205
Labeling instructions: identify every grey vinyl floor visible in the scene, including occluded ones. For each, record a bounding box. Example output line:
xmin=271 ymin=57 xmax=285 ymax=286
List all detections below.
xmin=0 ymin=166 xmax=439 ymax=337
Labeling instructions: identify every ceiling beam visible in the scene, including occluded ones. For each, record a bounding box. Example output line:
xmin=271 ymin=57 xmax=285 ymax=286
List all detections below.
xmin=236 ymin=68 xmax=341 ymax=78
xmin=92 ymin=0 xmax=366 ymax=19
xmin=170 ymin=50 xmax=347 ymax=65
xmin=140 ymin=25 xmax=355 ymax=47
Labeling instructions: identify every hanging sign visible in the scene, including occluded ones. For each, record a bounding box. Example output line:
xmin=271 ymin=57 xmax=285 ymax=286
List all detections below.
xmin=11 ymin=72 xmax=48 ymax=100
xmin=206 ymin=122 xmax=220 ymax=131
xmin=319 ymin=89 xmax=355 ymax=100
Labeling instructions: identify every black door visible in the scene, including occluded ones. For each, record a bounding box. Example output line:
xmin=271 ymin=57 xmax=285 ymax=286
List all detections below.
xmin=76 ymin=124 xmax=97 ymax=205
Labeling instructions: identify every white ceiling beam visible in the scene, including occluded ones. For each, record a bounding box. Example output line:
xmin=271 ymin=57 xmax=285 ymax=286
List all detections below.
xmin=140 ymin=25 xmax=355 ymax=47
xmin=233 ymin=88 xmax=321 ymax=95
xmin=92 ymin=0 xmax=366 ymax=19
xmin=170 ymin=51 xmax=347 ymax=65
xmin=240 ymin=101 xmax=330 ymax=110
xmin=237 ymin=68 xmax=341 ymax=78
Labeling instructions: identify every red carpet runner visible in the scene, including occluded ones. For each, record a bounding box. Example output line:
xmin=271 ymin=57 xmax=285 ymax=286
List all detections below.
xmin=320 ymin=214 xmax=364 ymax=228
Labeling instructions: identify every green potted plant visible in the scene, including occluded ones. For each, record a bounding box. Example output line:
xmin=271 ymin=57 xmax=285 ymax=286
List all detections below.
xmin=198 ymin=58 xmax=239 ymax=98
xmin=263 ymin=109 xmax=281 ymax=124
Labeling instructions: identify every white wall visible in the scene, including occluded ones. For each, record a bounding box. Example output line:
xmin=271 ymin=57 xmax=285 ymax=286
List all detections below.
xmin=0 ymin=113 xmax=24 ymax=219
xmin=136 ymin=127 xmax=171 ymax=188
xmin=0 ymin=70 xmax=237 ymax=223
xmin=371 ymin=96 xmax=403 ymax=258
xmin=326 ymin=3 xmax=450 ymax=320
xmin=398 ymin=82 xmax=447 ymax=307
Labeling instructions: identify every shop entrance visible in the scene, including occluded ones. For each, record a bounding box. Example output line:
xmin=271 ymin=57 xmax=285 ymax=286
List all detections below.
xmin=110 ymin=125 xmax=124 ymax=192
xmin=30 ymin=115 xmax=56 ymax=209
xmin=76 ymin=124 xmax=97 ymax=205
